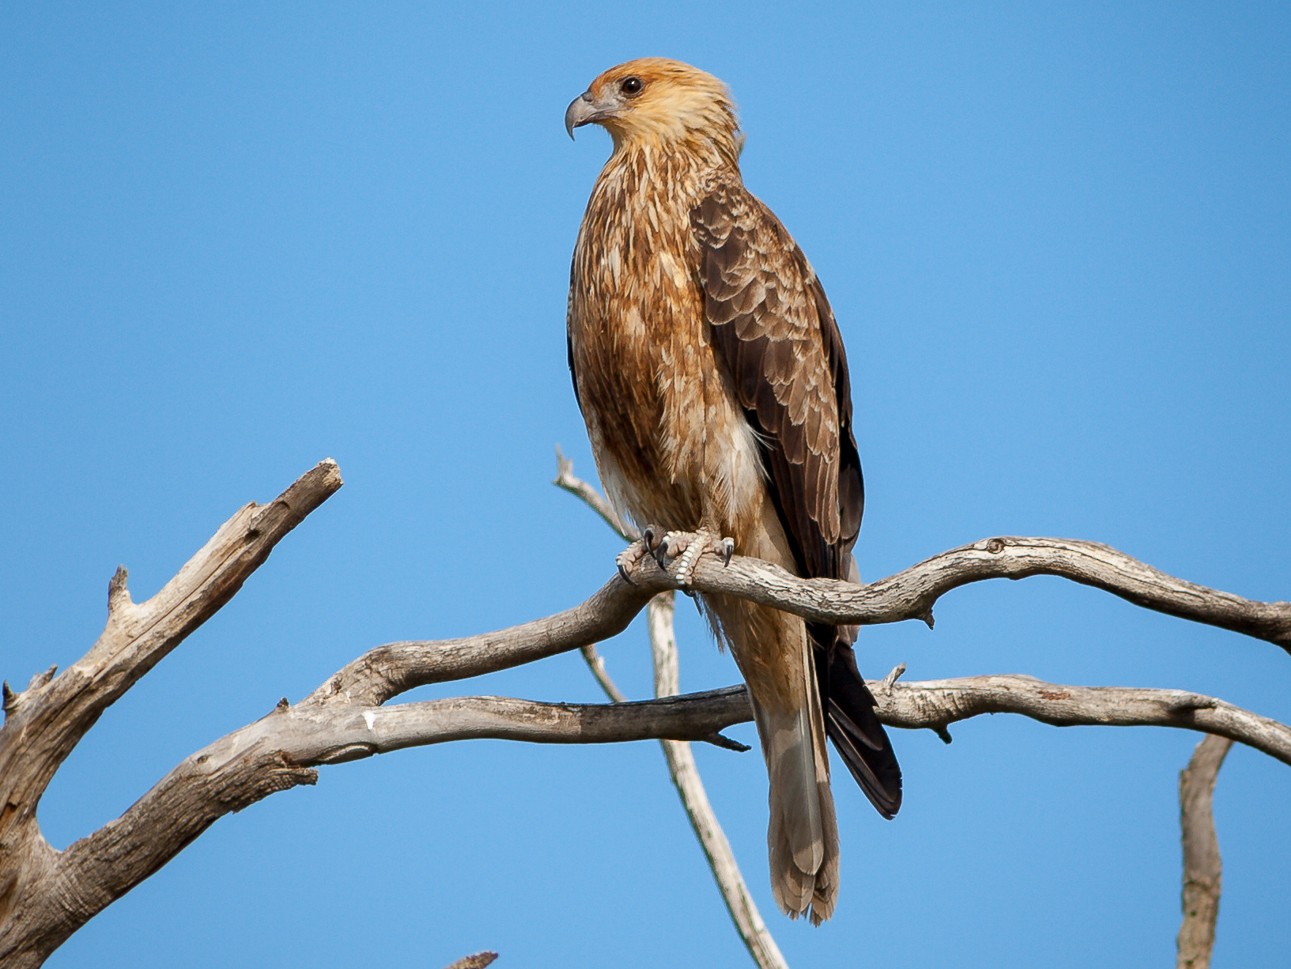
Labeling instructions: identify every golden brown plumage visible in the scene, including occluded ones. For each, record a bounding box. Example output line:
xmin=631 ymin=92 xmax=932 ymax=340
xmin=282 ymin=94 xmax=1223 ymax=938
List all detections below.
xmin=565 ymin=58 xmax=900 ymax=924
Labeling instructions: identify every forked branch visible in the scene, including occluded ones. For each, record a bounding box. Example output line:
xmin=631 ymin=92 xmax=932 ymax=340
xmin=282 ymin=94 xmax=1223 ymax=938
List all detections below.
xmin=1 ymin=461 xmax=1286 ymax=968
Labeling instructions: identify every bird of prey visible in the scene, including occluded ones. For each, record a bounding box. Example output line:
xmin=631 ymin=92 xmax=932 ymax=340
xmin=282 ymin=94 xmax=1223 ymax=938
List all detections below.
xmin=565 ymin=57 xmax=900 ymax=924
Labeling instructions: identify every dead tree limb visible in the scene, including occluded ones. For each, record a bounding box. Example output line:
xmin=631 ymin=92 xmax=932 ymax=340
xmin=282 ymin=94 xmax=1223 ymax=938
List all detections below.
xmin=560 ymin=453 xmax=784 ymax=969
xmin=647 ymin=593 xmax=789 ymax=969
xmin=2 ymin=461 xmax=1288 ymax=967
xmin=1177 ymin=735 xmax=1233 ymax=969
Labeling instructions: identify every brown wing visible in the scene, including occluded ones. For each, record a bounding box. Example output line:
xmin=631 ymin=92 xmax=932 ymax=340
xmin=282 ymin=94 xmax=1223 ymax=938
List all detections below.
xmin=691 ymin=179 xmax=902 ymax=818
xmin=690 ymin=178 xmax=861 ymax=583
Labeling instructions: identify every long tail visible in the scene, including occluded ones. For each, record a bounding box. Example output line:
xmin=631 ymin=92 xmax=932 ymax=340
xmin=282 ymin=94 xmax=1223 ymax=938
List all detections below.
xmin=707 ymin=593 xmax=840 ymax=924
xmin=816 ymin=632 xmax=902 ymax=819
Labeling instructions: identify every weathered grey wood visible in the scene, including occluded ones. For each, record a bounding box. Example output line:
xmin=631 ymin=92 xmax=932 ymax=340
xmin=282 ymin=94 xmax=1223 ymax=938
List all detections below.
xmin=1177 ymin=735 xmax=1232 ymax=969
xmin=646 ymin=593 xmax=789 ymax=969
xmin=1 ymin=463 xmax=1287 ymax=967
xmin=877 ymin=675 xmax=1291 ymax=765
xmin=310 ymin=533 xmax=1291 ymax=713
xmin=679 ymin=535 xmax=1291 ymax=650
xmin=0 ymin=460 xmax=343 ymax=968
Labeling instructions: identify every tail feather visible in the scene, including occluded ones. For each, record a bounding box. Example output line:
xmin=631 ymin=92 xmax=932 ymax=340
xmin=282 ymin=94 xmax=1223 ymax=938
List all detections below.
xmin=762 ymin=698 xmax=824 ymax=873
xmin=755 ymin=692 xmax=839 ymax=925
xmin=819 ymin=637 xmax=902 ymax=819
xmin=709 ymin=589 xmax=839 ymax=924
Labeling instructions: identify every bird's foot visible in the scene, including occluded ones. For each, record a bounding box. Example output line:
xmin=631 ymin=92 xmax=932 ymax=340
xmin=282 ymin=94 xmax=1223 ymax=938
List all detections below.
xmin=615 ymin=542 xmax=649 ymax=584
xmin=654 ymin=529 xmax=735 ymax=588
xmin=614 ymin=524 xmax=666 ymax=583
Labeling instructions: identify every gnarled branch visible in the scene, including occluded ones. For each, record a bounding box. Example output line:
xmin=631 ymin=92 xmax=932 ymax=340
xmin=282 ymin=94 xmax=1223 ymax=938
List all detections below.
xmin=2 ymin=461 xmax=1287 ymax=968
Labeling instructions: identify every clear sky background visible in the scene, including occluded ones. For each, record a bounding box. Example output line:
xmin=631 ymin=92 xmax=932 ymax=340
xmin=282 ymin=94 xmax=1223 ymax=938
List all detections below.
xmin=3 ymin=3 xmax=1288 ymax=967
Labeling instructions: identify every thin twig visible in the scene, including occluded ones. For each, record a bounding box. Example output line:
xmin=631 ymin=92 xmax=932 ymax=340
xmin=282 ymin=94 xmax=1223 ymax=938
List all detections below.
xmin=648 ymin=593 xmax=788 ymax=969
xmin=554 ymin=446 xmax=637 ymax=540
xmin=580 ymin=644 xmax=629 ymax=703
xmin=556 ymin=457 xmax=783 ymax=969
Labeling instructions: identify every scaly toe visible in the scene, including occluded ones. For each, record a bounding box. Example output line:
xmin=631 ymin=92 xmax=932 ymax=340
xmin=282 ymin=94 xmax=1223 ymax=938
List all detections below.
xmin=615 ymin=541 xmax=651 ymax=584
xmin=671 ymin=530 xmax=709 ymax=587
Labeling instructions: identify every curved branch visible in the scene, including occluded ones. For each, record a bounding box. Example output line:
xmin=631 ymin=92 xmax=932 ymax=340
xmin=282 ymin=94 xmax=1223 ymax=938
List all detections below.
xmin=5 ymin=462 xmax=1288 ymax=968
xmin=309 ymin=535 xmax=1290 ymax=717
xmin=876 ymin=674 xmax=1291 ymax=765
xmin=38 ymin=670 xmax=1290 ymax=965
xmin=677 ymin=536 xmax=1291 ymax=651
xmin=311 ymin=574 xmax=655 ymax=706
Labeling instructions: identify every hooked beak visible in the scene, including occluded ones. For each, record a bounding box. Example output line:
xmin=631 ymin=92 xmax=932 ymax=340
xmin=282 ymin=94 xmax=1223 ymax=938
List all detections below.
xmin=564 ymin=90 xmax=614 ymax=140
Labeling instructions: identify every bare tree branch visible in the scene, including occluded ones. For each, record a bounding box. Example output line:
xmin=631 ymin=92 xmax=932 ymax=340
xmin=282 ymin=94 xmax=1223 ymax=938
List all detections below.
xmin=881 ymin=675 xmax=1291 ymax=762
xmin=1177 ymin=735 xmax=1232 ymax=969
xmin=23 ymin=670 xmax=1288 ymax=969
xmin=3 ymin=461 xmax=1288 ymax=967
xmin=0 ymin=458 xmax=343 ymax=808
xmin=443 ymin=951 xmax=498 ymax=969
xmin=647 ymin=593 xmax=789 ymax=969
xmin=309 ymin=533 xmax=1290 ymax=720
xmin=0 ymin=459 xmax=343 ymax=969
xmin=557 ymin=458 xmax=784 ymax=969
xmin=676 ymin=535 xmax=1291 ymax=651
xmin=554 ymin=445 xmax=636 ymax=540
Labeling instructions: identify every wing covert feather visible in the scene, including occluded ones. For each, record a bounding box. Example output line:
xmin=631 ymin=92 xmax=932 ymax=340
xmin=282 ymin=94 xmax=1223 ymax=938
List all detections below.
xmin=691 ymin=180 xmax=863 ymax=583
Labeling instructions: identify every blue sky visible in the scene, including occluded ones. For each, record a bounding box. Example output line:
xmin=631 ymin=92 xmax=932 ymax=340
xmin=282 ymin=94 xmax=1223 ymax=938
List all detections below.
xmin=2 ymin=3 xmax=1288 ymax=966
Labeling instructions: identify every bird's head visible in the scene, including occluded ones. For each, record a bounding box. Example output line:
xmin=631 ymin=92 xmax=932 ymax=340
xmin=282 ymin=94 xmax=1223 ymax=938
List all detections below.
xmin=565 ymin=58 xmax=740 ymax=161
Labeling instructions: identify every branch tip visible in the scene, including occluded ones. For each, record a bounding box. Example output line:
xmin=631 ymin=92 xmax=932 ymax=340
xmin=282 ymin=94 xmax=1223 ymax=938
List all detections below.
xmin=443 ymin=952 xmax=499 ymax=969
xmin=704 ymin=731 xmax=752 ymax=753
xmin=880 ymin=664 xmax=907 ymax=691
xmin=27 ymin=665 xmax=57 ymax=692
xmin=553 ymin=444 xmax=572 ymax=481
xmin=107 ymin=566 xmax=131 ymax=609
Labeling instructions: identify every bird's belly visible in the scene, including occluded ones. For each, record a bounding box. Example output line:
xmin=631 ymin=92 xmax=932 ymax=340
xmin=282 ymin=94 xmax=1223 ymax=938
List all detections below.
xmin=589 ymin=362 xmax=765 ymax=538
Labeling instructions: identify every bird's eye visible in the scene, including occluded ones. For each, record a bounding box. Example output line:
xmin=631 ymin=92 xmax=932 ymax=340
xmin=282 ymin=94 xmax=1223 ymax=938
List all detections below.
xmin=620 ymin=76 xmax=644 ymax=96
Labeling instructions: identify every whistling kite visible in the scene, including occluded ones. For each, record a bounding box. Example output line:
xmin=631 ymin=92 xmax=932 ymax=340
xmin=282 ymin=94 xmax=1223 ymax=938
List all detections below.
xmin=565 ymin=58 xmax=900 ymax=924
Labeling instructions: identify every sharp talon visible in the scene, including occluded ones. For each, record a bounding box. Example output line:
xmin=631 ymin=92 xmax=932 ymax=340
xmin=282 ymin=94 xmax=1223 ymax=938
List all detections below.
xmin=615 ymin=540 xmax=652 ymax=584
xmin=654 ymin=533 xmax=674 ymax=569
xmin=720 ymin=537 xmax=735 ymax=566
xmin=642 ymin=525 xmax=659 ymax=552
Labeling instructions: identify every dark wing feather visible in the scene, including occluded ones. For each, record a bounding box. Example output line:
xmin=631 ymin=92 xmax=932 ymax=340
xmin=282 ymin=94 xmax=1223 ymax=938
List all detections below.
xmin=691 ymin=179 xmax=901 ymax=818
xmin=566 ymin=263 xmax=584 ymax=414
xmin=691 ymin=182 xmax=858 ymax=579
